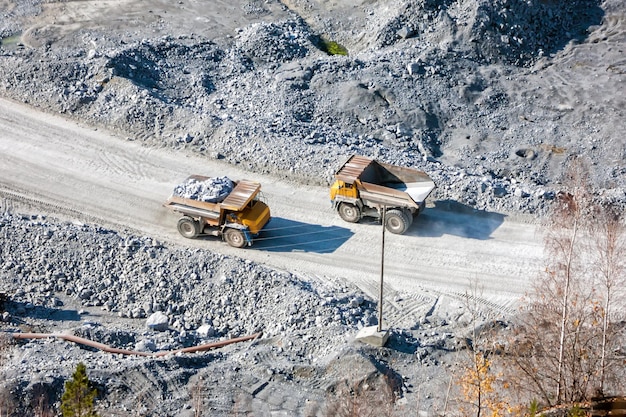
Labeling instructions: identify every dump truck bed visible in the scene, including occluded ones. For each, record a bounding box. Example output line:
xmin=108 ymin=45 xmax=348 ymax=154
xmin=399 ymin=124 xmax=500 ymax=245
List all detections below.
xmin=359 ymin=182 xmax=427 ymax=209
xmin=164 ymin=177 xmax=262 ymax=215
xmin=164 ymin=196 xmax=222 ymax=220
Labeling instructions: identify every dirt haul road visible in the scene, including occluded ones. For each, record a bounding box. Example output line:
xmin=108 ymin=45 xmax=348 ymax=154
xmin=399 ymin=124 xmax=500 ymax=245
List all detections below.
xmin=0 ymin=97 xmax=544 ymax=320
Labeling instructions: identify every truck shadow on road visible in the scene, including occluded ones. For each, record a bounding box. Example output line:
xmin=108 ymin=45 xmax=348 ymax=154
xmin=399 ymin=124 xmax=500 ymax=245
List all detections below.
xmin=406 ymin=199 xmax=506 ymax=240
xmin=253 ymin=217 xmax=354 ymax=253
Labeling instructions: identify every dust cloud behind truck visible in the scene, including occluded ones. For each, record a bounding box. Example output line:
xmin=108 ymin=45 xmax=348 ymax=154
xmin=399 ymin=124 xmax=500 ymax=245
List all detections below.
xmin=330 ymin=155 xmax=436 ymax=234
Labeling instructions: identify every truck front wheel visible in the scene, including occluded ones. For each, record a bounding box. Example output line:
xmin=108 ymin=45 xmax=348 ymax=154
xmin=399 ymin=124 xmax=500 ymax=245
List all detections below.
xmin=385 ymin=209 xmax=410 ymax=234
xmin=224 ymin=228 xmax=247 ymax=248
xmin=177 ymin=216 xmax=200 ymax=238
xmin=338 ymin=202 xmax=360 ymax=223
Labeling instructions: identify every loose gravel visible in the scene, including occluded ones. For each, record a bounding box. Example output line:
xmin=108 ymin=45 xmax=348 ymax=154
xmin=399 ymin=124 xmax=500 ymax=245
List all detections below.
xmin=0 ymin=210 xmax=460 ymax=416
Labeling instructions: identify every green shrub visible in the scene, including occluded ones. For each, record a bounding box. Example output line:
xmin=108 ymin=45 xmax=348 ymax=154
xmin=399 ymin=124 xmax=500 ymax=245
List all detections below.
xmin=325 ymin=40 xmax=348 ymax=56
xmin=313 ymin=36 xmax=348 ymax=55
xmin=60 ymin=362 xmax=99 ymax=417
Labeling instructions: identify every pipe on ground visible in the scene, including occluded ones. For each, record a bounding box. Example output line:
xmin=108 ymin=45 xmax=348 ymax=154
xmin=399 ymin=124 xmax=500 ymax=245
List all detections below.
xmin=9 ymin=331 xmax=262 ymax=357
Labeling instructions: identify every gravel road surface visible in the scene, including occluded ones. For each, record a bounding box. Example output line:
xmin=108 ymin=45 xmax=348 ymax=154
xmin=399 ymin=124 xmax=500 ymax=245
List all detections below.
xmin=0 ymin=96 xmax=543 ymax=314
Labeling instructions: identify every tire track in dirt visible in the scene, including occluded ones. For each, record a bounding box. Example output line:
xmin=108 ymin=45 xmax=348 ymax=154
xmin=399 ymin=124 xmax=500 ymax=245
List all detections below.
xmin=0 ymin=183 xmax=100 ymax=224
xmin=97 ymin=148 xmax=152 ymax=180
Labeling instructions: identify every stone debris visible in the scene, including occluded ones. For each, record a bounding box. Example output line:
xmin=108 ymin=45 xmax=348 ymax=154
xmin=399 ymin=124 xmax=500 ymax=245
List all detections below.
xmin=172 ymin=176 xmax=234 ymax=203
xmin=0 ymin=1 xmax=623 ymax=217
xmin=0 ymin=212 xmax=402 ymax=415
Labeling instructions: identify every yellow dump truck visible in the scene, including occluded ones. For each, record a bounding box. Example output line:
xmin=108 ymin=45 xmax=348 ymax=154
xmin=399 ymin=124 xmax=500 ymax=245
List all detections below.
xmin=163 ymin=175 xmax=270 ymax=248
xmin=330 ymin=155 xmax=436 ymax=234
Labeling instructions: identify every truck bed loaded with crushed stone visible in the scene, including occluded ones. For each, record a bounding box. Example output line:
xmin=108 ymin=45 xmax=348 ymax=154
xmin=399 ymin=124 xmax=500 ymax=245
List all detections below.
xmin=164 ymin=175 xmax=271 ymax=247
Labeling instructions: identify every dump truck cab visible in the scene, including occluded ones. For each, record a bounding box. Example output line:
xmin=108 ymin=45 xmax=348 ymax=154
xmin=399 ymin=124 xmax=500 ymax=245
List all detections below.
xmin=329 ymin=179 xmax=358 ymax=201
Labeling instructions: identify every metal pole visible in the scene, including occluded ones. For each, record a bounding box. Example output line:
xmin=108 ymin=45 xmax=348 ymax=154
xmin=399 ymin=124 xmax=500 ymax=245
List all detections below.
xmin=378 ymin=206 xmax=385 ymax=332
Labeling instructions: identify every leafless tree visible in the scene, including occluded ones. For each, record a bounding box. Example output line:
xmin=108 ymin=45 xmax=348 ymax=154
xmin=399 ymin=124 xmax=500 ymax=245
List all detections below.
xmin=32 ymin=388 xmax=54 ymax=417
xmin=0 ymin=334 xmax=15 ymax=417
xmin=190 ymin=379 xmax=204 ymax=417
xmin=546 ymin=157 xmax=594 ymax=403
xmin=506 ymin=256 xmax=600 ymax=407
xmin=589 ymin=202 xmax=626 ymax=395
xmin=503 ymin=156 xmax=626 ymax=407
xmin=0 ymin=383 xmax=15 ymax=417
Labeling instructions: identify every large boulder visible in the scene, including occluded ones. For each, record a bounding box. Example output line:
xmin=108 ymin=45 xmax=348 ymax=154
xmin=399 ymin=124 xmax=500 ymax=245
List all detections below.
xmin=146 ymin=311 xmax=169 ymax=332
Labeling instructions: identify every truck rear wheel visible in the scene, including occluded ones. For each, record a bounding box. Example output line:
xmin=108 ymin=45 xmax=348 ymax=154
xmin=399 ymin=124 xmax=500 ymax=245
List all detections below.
xmin=385 ymin=209 xmax=410 ymax=234
xmin=338 ymin=202 xmax=360 ymax=223
xmin=224 ymin=228 xmax=247 ymax=248
xmin=177 ymin=216 xmax=200 ymax=238
xmin=403 ymin=208 xmax=414 ymax=227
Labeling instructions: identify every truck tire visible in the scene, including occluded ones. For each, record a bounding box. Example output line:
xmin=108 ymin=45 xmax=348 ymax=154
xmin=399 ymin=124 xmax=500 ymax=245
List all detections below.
xmin=403 ymin=208 xmax=414 ymax=227
xmin=224 ymin=228 xmax=247 ymax=248
xmin=385 ymin=209 xmax=410 ymax=234
xmin=338 ymin=202 xmax=360 ymax=223
xmin=177 ymin=216 xmax=200 ymax=238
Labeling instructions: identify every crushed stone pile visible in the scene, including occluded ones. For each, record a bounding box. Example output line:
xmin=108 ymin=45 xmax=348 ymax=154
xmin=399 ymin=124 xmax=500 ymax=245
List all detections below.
xmin=0 ymin=210 xmax=463 ymax=416
xmin=0 ymin=212 xmax=378 ymax=339
xmin=172 ymin=176 xmax=234 ymax=203
xmin=0 ymin=0 xmax=623 ymax=217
